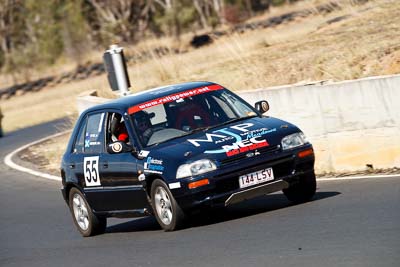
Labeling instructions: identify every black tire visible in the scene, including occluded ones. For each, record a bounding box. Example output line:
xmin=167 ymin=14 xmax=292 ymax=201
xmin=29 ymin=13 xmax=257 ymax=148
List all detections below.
xmin=151 ymin=179 xmax=185 ymax=231
xmin=68 ymin=187 xmax=106 ymax=237
xmin=283 ymin=172 xmax=316 ymax=204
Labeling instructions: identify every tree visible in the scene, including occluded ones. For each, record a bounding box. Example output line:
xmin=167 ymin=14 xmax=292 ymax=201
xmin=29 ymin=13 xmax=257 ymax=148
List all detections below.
xmin=86 ymin=0 xmax=153 ymax=45
xmin=192 ymin=0 xmax=226 ymax=29
xmin=25 ymin=0 xmax=64 ymax=65
xmin=0 ymin=0 xmax=277 ymax=78
xmin=0 ymin=0 xmax=30 ymax=80
xmin=60 ymin=0 xmax=91 ymax=63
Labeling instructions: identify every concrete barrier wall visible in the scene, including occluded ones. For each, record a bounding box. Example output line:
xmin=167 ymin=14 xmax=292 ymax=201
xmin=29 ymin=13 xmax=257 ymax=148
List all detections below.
xmin=77 ymin=75 xmax=400 ymax=174
xmin=238 ymin=75 xmax=400 ymax=173
xmin=76 ymin=90 xmax=109 ymax=114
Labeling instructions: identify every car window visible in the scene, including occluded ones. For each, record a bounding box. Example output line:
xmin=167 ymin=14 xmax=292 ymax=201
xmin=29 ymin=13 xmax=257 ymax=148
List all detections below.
xmin=106 ymin=112 xmax=130 ymax=145
xmin=84 ymin=112 xmax=105 ymax=154
xmin=73 ymin=118 xmax=87 ymax=153
xmin=219 ymin=90 xmax=254 ymax=117
xmin=210 ymin=94 xmax=236 ymax=119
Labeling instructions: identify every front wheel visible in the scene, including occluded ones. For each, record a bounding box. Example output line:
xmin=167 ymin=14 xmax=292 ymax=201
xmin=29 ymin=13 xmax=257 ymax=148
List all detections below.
xmin=69 ymin=187 xmax=106 ymax=237
xmin=283 ymin=172 xmax=316 ymax=204
xmin=151 ymin=179 xmax=185 ymax=231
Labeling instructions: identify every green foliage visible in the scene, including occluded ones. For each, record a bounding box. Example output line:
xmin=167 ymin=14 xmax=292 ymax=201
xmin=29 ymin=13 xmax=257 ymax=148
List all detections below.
xmin=25 ymin=0 xmax=64 ymax=65
xmin=5 ymin=44 xmax=37 ymax=81
xmin=60 ymin=0 xmax=90 ymax=61
xmin=180 ymin=6 xmax=198 ymax=29
xmin=0 ymin=0 xmax=293 ymax=75
xmin=271 ymin=0 xmax=287 ymax=6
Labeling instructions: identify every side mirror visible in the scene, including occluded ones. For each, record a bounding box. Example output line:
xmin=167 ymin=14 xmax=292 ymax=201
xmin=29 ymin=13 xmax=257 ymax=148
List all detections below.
xmin=107 ymin=141 xmax=133 ymax=154
xmin=255 ymin=100 xmax=269 ymax=114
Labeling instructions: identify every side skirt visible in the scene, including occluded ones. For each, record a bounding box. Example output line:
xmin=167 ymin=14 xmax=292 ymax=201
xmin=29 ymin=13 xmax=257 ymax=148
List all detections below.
xmin=94 ymin=208 xmax=153 ymax=218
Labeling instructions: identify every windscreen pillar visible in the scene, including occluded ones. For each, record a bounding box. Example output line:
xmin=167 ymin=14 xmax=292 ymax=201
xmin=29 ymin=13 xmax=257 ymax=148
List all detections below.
xmin=103 ymin=45 xmax=131 ymax=97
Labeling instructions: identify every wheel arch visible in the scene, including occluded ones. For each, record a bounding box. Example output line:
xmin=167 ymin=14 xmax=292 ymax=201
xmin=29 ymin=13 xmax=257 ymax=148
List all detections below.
xmin=64 ymin=182 xmax=85 ymax=205
xmin=144 ymin=174 xmax=165 ymax=198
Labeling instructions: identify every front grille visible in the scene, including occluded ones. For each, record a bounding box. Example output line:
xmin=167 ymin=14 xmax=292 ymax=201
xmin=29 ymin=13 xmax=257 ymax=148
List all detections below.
xmin=220 ymin=145 xmax=281 ymax=166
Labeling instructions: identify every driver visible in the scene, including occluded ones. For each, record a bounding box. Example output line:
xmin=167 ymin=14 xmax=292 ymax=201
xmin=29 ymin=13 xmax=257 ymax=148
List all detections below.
xmin=116 ymin=120 xmax=129 ymax=143
xmin=134 ymin=110 xmax=153 ymax=145
xmin=110 ymin=113 xmax=129 ymax=143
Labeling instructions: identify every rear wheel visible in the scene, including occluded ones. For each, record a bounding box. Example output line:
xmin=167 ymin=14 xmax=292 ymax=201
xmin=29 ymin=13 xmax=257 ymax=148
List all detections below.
xmin=283 ymin=172 xmax=316 ymax=204
xmin=69 ymin=187 xmax=106 ymax=237
xmin=151 ymin=179 xmax=185 ymax=231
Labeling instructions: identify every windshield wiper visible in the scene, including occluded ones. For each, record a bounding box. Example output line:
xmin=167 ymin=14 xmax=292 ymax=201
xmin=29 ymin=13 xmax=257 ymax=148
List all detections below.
xmin=187 ymin=126 xmax=212 ymax=134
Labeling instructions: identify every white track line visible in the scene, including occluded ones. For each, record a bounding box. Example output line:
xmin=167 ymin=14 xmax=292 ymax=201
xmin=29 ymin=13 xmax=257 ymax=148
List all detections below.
xmin=3 ymin=130 xmax=399 ymax=182
xmin=317 ymin=174 xmax=400 ymax=181
xmin=3 ymin=131 xmax=71 ymax=181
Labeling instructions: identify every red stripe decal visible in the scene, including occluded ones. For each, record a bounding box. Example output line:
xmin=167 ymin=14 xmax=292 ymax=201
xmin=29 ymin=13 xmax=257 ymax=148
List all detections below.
xmin=128 ymin=84 xmax=223 ymax=114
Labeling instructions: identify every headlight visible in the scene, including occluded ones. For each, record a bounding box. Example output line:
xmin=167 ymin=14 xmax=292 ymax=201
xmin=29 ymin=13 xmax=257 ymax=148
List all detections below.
xmin=176 ymin=159 xmax=217 ymax=179
xmin=281 ymin=132 xmax=308 ymax=150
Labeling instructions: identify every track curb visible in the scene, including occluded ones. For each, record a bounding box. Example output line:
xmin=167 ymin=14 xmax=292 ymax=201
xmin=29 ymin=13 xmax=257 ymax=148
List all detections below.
xmin=3 ymin=131 xmax=71 ymax=181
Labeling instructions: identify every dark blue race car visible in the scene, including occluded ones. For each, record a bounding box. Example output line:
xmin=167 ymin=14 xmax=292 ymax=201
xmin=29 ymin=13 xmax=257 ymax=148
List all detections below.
xmin=61 ymin=81 xmax=316 ymax=236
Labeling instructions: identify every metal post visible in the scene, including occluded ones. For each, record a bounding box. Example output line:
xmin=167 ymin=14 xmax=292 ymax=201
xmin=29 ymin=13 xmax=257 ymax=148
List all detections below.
xmin=103 ymin=44 xmax=131 ymax=97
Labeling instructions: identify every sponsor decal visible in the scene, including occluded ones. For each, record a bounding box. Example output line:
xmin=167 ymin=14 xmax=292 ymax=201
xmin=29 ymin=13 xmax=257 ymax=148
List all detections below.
xmin=243 ymin=128 xmax=277 ymax=139
xmin=187 ymin=123 xmax=276 ymax=157
xmin=138 ymin=150 xmax=150 ymax=157
xmin=85 ymin=133 xmax=91 ymax=148
xmin=188 ymin=123 xmax=254 ymax=147
xmin=111 ymin=142 xmax=122 ymax=153
xmin=223 ymin=137 xmax=269 ymax=157
xmin=85 ymin=133 xmax=101 ymax=148
xmin=144 ymin=157 xmax=165 ymax=174
xmin=128 ymin=84 xmax=223 ymax=114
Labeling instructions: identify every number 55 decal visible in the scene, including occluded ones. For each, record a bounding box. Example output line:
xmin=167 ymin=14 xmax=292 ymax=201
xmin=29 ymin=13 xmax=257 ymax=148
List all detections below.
xmin=84 ymin=156 xmax=101 ymax=186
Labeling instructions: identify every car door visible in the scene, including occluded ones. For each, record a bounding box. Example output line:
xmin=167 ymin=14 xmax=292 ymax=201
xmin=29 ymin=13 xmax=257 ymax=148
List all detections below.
xmin=68 ymin=112 xmax=105 ymax=189
xmin=85 ymin=111 xmax=149 ymax=212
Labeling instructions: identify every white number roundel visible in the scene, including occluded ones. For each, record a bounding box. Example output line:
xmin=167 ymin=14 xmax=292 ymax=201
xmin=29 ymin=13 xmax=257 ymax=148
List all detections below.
xmin=84 ymin=156 xmax=101 ymax=186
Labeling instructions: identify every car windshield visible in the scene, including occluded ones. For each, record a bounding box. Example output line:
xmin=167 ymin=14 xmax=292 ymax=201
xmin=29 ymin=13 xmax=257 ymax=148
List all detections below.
xmin=129 ymin=88 xmax=258 ymax=147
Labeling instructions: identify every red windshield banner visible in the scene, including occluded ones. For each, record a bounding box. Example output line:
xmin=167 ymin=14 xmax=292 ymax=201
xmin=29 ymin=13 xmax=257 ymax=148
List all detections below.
xmin=128 ymin=84 xmax=224 ymax=114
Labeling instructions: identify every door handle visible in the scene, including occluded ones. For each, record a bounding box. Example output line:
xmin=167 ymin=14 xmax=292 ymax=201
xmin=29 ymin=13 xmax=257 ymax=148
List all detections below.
xmin=69 ymin=163 xmax=75 ymax=169
xmin=102 ymin=163 xmax=109 ymax=169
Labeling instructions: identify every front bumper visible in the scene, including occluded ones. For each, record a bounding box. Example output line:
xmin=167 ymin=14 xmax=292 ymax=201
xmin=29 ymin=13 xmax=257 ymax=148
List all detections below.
xmin=224 ymin=179 xmax=289 ymax=206
xmin=172 ymin=144 xmax=315 ymax=210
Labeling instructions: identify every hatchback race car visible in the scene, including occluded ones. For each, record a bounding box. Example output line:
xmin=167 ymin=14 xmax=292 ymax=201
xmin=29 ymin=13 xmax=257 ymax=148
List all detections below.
xmin=61 ymin=81 xmax=316 ymax=236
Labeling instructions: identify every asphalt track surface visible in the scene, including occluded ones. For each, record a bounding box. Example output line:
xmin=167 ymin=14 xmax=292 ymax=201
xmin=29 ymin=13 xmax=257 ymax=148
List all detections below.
xmin=1 ymin=120 xmax=399 ymax=267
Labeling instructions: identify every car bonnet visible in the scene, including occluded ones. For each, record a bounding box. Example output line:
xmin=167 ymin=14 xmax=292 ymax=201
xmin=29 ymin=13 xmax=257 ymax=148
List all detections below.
xmin=141 ymin=116 xmax=301 ymax=165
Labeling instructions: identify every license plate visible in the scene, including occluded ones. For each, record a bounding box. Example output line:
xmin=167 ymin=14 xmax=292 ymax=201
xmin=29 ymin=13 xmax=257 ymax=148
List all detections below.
xmin=239 ymin=168 xmax=274 ymax=189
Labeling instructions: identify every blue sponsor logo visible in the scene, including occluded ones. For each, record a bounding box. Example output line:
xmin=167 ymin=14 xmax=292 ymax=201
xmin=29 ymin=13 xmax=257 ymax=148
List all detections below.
xmin=144 ymin=157 xmax=164 ymax=173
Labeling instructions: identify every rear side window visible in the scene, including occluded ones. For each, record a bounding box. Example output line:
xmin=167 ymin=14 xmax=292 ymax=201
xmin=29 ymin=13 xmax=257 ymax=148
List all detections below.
xmin=73 ymin=118 xmax=87 ymax=153
xmin=74 ymin=113 xmax=105 ymax=154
